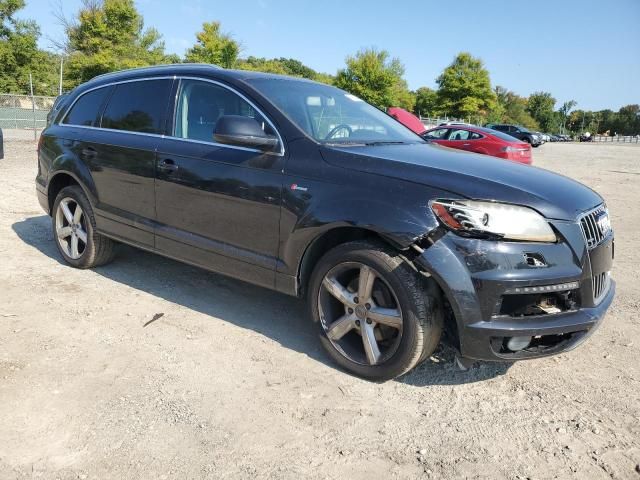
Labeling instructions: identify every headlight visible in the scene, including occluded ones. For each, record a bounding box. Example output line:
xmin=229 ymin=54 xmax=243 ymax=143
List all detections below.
xmin=430 ymin=199 xmax=557 ymax=242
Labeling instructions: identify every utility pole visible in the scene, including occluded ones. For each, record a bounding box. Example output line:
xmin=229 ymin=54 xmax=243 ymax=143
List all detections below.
xmin=29 ymin=73 xmax=37 ymax=142
xmin=59 ymin=56 xmax=64 ymax=96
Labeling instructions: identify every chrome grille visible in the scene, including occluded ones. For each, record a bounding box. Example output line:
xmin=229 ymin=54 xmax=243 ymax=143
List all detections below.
xmin=579 ymin=204 xmax=611 ymax=250
xmin=592 ymin=271 xmax=610 ymax=304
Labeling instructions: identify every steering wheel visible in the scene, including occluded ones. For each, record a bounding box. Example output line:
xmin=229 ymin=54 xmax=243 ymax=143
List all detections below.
xmin=325 ymin=124 xmax=353 ymax=140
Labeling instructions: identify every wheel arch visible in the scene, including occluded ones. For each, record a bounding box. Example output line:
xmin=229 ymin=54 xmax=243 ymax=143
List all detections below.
xmin=46 ymin=162 xmax=98 ymax=215
xmin=296 ymin=226 xmax=403 ymax=297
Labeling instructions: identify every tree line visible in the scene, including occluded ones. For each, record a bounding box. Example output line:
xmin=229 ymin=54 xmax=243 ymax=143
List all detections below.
xmin=1 ymin=0 xmax=638 ymax=135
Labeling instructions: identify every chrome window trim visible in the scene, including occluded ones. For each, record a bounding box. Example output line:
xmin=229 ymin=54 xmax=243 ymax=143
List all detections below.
xmin=58 ymin=74 xmax=285 ymax=157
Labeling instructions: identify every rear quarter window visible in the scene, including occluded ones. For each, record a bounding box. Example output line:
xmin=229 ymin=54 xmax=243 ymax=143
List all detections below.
xmin=62 ymin=87 xmax=111 ymax=127
xmin=101 ymin=79 xmax=172 ymax=134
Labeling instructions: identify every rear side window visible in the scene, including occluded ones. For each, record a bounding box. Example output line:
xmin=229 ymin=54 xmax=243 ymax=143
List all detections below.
xmin=62 ymin=87 xmax=110 ymax=127
xmin=449 ymin=130 xmax=471 ymax=141
xmin=101 ymin=79 xmax=172 ymax=134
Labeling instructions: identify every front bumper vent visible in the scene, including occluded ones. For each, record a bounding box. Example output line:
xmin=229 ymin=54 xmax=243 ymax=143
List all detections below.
xmin=592 ymin=271 xmax=611 ymax=304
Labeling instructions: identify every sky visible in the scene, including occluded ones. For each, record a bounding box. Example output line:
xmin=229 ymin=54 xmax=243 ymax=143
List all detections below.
xmin=18 ymin=0 xmax=640 ymax=111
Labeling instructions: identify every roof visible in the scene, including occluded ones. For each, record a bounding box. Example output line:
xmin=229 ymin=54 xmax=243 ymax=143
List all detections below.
xmin=82 ymin=63 xmax=318 ymax=89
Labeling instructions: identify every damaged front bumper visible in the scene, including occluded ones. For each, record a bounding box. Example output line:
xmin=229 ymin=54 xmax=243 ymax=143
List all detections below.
xmin=415 ymin=221 xmax=614 ymax=361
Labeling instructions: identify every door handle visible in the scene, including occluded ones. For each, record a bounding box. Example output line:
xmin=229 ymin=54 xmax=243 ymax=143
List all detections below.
xmin=463 ymin=143 xmax=471 ymax=146
xmin=81 ymin=146 xmax=97 ymax=159
xmin=158 ymin=158 xmax=178 ymax=173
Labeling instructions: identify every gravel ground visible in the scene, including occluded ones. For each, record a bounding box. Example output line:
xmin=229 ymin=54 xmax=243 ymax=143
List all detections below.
xmin=0 ymin=140 xmax=639 ymax=479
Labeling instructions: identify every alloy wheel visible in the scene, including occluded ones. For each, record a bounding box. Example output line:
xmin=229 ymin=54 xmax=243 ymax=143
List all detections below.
xmin=55 ymin=197 xmax=88 ymax=260
xmin=318 ymin=262 xmax=403 ymax=366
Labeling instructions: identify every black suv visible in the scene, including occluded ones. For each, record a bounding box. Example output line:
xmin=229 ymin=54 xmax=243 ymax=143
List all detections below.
xmin=37 ymin=65 xmax=614 ymax=380
xmin=487 ymin=123 xmax=542 ymax=147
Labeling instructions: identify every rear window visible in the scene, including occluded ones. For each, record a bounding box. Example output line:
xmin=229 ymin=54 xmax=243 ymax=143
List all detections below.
xmin=101 ymin=79 xmax=172 ymax=134
xmin=477 ymin=126 xmax=520 ymax=142
xmin=62 ymin=87 xmax=110 ymax=127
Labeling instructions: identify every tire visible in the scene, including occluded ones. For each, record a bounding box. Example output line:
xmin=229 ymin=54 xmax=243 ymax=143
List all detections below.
xmin=308 ymin=240 xmax=443 ymax=381
xmin=52 ymin=185 xmax=116 ymax=268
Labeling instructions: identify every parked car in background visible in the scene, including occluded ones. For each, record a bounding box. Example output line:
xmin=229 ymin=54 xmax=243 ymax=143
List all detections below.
xmin=387 ymin=107 xmax=426 ymax=134
xmin=486 ymin=124 xmax=543 ymax=147
xmin=422 ymin=125 xmax=532 ymax=164
xmin=580 ymin=132 xmax=593 ymax=142
xmin=37 ymin=65 xmax=614 ymax=380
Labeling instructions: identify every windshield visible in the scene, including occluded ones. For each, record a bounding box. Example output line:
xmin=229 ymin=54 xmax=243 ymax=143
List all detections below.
xmin=247 ymin=78 xmax=424 ymax=145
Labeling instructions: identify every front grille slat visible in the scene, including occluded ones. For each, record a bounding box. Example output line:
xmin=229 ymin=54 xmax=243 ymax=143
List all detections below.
xmin=579 ymin=204 xmax=610 ymax=251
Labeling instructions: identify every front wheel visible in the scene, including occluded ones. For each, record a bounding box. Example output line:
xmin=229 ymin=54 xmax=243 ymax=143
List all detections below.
xmin=52 ymin=185 xmax=116 ymax=268
xmin=308 ymin=241 xmax=443 ymax=381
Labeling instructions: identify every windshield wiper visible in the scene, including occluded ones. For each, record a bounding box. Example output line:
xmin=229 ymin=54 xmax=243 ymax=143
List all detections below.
xmin=363 ymin=141 xmax=410 ymax=146
xmin=324 ymin=141 xmax=367 ymax=147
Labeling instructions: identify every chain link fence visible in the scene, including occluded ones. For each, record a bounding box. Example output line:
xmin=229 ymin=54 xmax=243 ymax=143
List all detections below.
xmin=0 ymin=93 xmax=55 ymax=131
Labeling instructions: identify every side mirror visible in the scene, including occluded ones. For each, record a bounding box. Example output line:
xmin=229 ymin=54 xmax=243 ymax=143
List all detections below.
xmin=214 ymin=115 xmax=279 ymax=152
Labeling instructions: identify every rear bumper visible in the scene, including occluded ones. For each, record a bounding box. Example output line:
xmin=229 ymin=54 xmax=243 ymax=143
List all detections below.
xmin=415 ymin=226 xmax=614 ymax=362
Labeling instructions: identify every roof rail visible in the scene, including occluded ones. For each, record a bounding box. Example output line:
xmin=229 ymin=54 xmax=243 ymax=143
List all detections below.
xmin=91 ymin=63 xmax=222 ymax=81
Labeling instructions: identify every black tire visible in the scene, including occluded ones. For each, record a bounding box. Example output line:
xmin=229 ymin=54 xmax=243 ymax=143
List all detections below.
xmin=308 ymin=240 xmax=443 ymax=381
xmin=52 ymin=185 xmax=116 ymax=268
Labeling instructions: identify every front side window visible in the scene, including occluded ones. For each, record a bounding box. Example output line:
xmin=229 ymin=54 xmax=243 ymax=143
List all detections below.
xmin=101 ymin=79 xmax=172 ymax=134
xmin=174 ymin=79 xmax=276 ymax=143
xmin=424 ymin=128 xmax=450 ymax=139
xmin=62 ymin=87 xmax=111 ymax=127
xmin=247 ymin=78 xmax=423 ymax=145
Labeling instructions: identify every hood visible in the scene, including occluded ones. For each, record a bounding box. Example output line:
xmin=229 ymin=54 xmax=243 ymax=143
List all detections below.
xmin=321 ymin=143 xmax=602 ymax=221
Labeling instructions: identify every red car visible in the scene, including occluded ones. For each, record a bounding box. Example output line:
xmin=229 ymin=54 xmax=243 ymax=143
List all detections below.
xmin=423 ymin=125 xmax=532 ymax=164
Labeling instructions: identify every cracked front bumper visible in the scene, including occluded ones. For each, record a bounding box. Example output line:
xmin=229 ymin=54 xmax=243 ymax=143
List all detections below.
xmin=415 ymin=222 xmax=614 ymax=362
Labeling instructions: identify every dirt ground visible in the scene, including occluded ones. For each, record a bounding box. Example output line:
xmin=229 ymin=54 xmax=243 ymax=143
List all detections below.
xmin=1 ymin=139 xmax=639 ymax=480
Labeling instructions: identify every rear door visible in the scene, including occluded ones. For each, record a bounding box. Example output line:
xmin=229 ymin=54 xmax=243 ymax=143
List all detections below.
xmin=439 ymin=128 xmax=471 ymax=151
xmin=153 ymin=78 xmax=284 ymax=289
xmin=89 ymin=78 xmax=173 ymax=246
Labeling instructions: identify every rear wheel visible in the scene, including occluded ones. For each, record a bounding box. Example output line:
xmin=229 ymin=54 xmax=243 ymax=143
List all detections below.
xmin=52 ymin=186 xmax=116 ymax=268
xmin=308 ymin=240 xmax=443 ymax=381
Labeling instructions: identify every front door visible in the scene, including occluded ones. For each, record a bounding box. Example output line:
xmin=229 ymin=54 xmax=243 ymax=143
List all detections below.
xmin=154 ymin=79 xmax=284 ymax=289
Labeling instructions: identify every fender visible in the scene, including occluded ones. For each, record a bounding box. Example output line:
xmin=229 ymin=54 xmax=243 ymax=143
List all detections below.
xmin=278 ymin=178 xmax=441 ymax=277
xmin=46 ymin=143 xmax=99 ymax=208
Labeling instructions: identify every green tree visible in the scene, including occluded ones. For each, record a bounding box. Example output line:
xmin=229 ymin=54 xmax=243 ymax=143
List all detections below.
xmin=237 ymin=56 xmax=288 ymax=74
xmin=63 ymin=0 xmax=174 ymax=87
xmin=0 ymin=0 xmax=57 ymax=94
xmin=435 ymin=52 xmax=496 ymax=119
xmin=413 ymin=87 xmax=439 ymax=117
xmin=493 ymin=86 xmax=538 ymax=129
xmin=334 ymin=48 xmax=412 ymax=110
xmin=527 ymin=91 xmax=556 ymax=131
xmin=237 ymin=56 xmax=334 ymax=84
xmin=614 ymin=104 xmax=640 ymax=135
xmin=185 ymin=21 xmax=239 ymax=68
xmin=558 ymin=100 xmax=577 ymax=133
